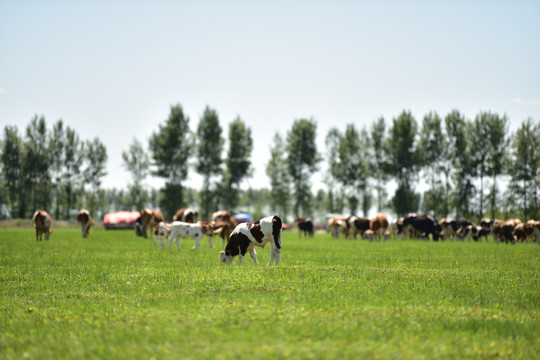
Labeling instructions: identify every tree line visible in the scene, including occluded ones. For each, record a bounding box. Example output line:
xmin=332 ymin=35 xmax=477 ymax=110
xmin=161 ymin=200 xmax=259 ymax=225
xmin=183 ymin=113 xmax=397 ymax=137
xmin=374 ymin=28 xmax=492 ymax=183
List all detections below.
xmin=1 ymin=106 xmax=539 ymax=223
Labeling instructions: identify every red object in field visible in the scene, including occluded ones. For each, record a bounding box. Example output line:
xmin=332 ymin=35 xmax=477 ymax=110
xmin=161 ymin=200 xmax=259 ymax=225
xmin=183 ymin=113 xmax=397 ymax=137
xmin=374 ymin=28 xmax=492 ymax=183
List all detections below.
xmin=103 ymin=211 xmax=141 ymax=229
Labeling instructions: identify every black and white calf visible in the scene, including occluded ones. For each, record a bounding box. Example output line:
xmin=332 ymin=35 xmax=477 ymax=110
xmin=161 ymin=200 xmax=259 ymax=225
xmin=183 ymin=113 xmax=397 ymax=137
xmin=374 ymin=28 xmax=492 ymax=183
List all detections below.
xmin=220 ymin=215 xmax=282 ymax=265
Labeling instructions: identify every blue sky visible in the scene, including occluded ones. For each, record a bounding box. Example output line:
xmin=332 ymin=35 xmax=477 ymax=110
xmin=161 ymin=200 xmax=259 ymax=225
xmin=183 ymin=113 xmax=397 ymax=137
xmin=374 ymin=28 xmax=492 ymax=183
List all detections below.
xmin=1 ymin=0 xmax=539 ymax=191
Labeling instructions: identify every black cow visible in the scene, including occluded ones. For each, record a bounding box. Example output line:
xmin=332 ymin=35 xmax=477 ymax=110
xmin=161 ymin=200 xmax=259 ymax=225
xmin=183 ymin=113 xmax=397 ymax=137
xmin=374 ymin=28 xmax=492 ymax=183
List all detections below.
xmin=347 ymin=216 xmax=371 ymax=239
xmin=295 ymin=217 xmax=314 ymax=238
xmin=403 ymin=214 xmax=441 ymax=241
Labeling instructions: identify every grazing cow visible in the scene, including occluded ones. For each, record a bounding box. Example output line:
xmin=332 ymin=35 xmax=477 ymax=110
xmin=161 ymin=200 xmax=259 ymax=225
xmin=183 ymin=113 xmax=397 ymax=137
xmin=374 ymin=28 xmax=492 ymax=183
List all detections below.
xmin=403 ymin=214 xmax=441 ymax=241
xmin=513 ymin=221 xmax=540 ymax=243
xmin=347 ymin=216 xmax=371 ymax=239
xmin=210 ymin=221 xmax=233 ymax=248
xmin=173 ymin=208 xmax=198 ymax=223
xmin=459 ymin=225 xmax=491 ymax=242
xmin=328 ymin=217 xmax=349 ymax=238
xmin=370 ymin=213 xmax=389 ymax=241
xmin=220 ymin=215 xmax=282 ymax=265
xmin=164 ymin=221 xmax=214 ymax=250
xmin=32 ymin=210 xmax=52 ymax=241
xmin=493 ymin=219 xmax=521 ymax=244
xmin=212 ymin=210 xmax=237 ymax=228
xmin=295 ymin=217 xmax=314 ymax=238
xmin=77 ymin=209 xmax=93 ymax=238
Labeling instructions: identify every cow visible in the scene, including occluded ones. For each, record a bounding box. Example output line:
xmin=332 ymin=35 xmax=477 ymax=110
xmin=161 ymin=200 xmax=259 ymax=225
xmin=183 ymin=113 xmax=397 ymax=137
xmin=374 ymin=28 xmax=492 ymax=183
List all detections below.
xmin=493 ymin=219 xmax=521 ymax=244
xmin=164 ymin=221 xmax=214 ymax=250
xmin=32 ymin=210 xmax=52 ymax=241
xmin=220 ymin=215 xmax=282 ymax=265
xmin=328 ymin=217 xmax=349 ymax=238
xmin=370 ymin=213 xmax=389 ymax=241
xmin=212 ymin=210 xmax=237 ymax=228
xmin=513 ymin=221 xmax=540 ymax=243
xmin=77 ymin=209 xmax=93 ymax=238
xmin=173 ymin=208 xmax=198 ymax=223
xmin=459 ymin=225 xmax=491 ymax=242
xmin=210 ymin=221 xmax=233 ymax=248
xmin=402 ymin=214 xmax=441 ymax=241
xmin=295 ymin=217 xmax=314 ymax=238
xmin=347 ymin=216 xmax=371 ymax=239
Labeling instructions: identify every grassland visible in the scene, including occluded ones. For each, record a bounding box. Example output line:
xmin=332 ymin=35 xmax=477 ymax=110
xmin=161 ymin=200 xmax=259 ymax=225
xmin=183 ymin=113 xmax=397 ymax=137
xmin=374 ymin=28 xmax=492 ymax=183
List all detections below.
xmin=1 ymin=227 xmax=539 ymax=359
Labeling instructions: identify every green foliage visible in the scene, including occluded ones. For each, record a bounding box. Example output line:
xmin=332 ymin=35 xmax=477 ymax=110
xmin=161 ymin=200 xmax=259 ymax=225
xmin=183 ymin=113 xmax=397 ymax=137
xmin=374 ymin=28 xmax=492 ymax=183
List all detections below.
xmin=122 ymin=138 xmax=150 ymax=211
xmin=1 ymin=126 xmax=24 ymax=217
xmin=83 ymin=138 xmax=108 ymax=217
xmin=266 ymin=133 xmax=291 ymax=222
xmin=286 ymin=118 xmax=320 ymax=217
xmin=1 ymin=229 xmax=538 ymax=359
xmin=370 ymin=117 xmax=389 ymax=212
xmin=195 ymin=106 xmax=224 ymax=220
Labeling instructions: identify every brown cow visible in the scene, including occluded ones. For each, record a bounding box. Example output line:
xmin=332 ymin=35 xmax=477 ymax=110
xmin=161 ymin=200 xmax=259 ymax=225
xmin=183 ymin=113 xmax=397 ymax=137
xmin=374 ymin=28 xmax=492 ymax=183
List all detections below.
xmin=370 ymin=213 xmax=389 ymax=241
xmin=32 ymin=210 xmax=52 ymax=241
xmin=328 ymin=217 xmax=348 ymax=238
xmin=212 ymin=210 xmax=237 ymax=228
xmin=173 ymin=208 xmax=198 ymax=223
xmin=77 ymin=209 xmax=93 ymax=238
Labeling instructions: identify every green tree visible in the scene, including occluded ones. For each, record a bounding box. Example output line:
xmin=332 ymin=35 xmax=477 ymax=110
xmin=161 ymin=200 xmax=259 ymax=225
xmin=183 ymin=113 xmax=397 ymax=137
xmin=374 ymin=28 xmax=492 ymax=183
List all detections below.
xmin=324 ymin=127 xmax=343 ymax=214
xmin=370 ymin=117 xmax=389 ymax=213
xmin=149 ymin=104 xmax=193 ymax=218
xmin=62 ymin=126 xmax=84 ymax=219
xmin=23 ymin=115 xmax=51 ymax=216
xmin=83 ymin=137 xmax=108 ymax=217
xmin=469 ymin=112 xmax=492 ymax=218
xmin=1 ymin=126 xmax=25 ymax=217
xmin=286 ymin=118 xmax=320 ymax=217
xmin=49 ymin=120 xmax=65 ymax=219
xmin=122 ymin=138 xmax=150 ymax=211
xmin=266 ymin=133 xmax=291 ymax=221
xmin=485 ymin=113 xmax=508 ymax=219
xmin=385 ymin=111 xmax=420 ymax=216
xmin=221 ymin=117 xmax=253 ymax=211
xmin=508 ymin=118 xmax=540 ymax=220
xmin=418 ymin=112 xmax=445 ymax=218
xmin=445 ymin=110 xmax=473 ymax=218
xmin=195 ymin=106 xmax=224 ymax=220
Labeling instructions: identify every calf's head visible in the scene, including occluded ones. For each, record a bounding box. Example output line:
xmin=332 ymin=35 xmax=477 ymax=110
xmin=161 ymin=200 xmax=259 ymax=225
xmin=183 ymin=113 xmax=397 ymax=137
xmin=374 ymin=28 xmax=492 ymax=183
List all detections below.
xmin=219 ymin=250 xmax=233 ymax=264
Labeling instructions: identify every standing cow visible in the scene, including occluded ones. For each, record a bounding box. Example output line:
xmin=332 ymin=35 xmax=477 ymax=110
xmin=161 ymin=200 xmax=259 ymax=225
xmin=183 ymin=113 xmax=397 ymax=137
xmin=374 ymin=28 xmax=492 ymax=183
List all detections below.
xmin=295 ymin=217 xmax=314 ymax=238
xmin=173 ymin=208 xmax=198 ymax=223
xmin=370 ymin=213 xmax=389 ymax=241
xmin=32 ymin=210 xmax=52 ymax=241
xmin=220 ymin=215 xmax=282 ymax=265
xmin=77 ymin=209 xmax=93 ymax=238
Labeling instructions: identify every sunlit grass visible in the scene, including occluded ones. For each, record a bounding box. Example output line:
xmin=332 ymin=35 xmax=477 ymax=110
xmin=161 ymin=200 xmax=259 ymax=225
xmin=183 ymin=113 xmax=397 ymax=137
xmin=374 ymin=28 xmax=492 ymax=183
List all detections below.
xmin=1 ymin=228 xmax=538 ymax=359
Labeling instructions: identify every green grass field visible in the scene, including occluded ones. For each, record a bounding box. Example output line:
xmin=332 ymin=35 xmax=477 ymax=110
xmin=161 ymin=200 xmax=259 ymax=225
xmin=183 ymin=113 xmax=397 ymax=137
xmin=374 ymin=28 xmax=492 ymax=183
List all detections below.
xmin=1 ymin=227 xmax=539 ymax=359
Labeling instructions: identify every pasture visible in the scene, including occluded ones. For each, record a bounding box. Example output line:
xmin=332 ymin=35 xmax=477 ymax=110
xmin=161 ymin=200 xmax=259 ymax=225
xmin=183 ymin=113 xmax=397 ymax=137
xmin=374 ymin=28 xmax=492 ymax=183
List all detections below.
xmin=1 ymin=227 xmax=539 ymax=359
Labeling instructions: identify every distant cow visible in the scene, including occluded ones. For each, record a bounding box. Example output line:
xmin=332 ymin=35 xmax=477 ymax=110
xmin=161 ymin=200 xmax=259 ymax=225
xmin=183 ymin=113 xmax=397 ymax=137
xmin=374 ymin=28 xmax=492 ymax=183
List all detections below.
xmin=295 ymin=217 xmax=314 ymax=238
xmin=164 ymin=221 xmax=214 ymax=250
xmin=328 ymin=217 xmax=349 ymax=238
xmin=77 ymin=209 xmax=93 ymax=238
xmin=173 ymin=208 xmax=198 ymax=223
xmin=212 ymin=210 xmax=237 ymax=228
xmin=459 ymin=225 xmax=491 ymax=242
xmin=370 ymin=213 xmax=389 ymax=241
xmin=347 ymin=216 xmax=371 ymax=239
xmin=32 ymin=210 xmax=52 ymax=241
xmin=403 ymin=214 xmax=441 ymax=241
xmin=220 ymin=215 xmax=282 ymax=265
xmin=493 ymin=219 xmax=521 ymax=244
xmin=137 ymin=209 xmax=165 ymax=239
xmin=210 ymin=221 xmax=233 ymax=248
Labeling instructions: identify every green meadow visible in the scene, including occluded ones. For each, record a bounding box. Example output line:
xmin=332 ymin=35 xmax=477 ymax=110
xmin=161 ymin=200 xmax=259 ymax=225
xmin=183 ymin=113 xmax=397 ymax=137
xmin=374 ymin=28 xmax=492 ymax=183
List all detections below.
xmin=0 ymin=227 xmax=539 ymax=359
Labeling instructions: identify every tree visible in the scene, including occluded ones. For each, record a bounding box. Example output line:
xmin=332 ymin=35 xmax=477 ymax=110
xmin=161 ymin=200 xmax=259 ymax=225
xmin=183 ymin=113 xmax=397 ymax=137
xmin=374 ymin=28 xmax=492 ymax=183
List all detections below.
xmin=62 ymin=126 xmax=84 ymax=218
xmin=286 ymin=118 xmax=320 ymax=217
xmin=417 ymin=112 xmax=445 ymax=218
xmin=149 ymin=104 xmax=193 ymax=218
xmin=83 ymin=137 xmax=108 ymax=217
xmin=370 ymin=117 xmax=389 ymax=213
xmin=485 ymin=113 xmax=508 ymax=220
xmin=266 ymin=133 xmax=291 ymax=221
xmin=23 ymin=115 xmax=51 ymax=215
xmin=1 ymin=126 xmax=24 ymax=217
xmin=195 ymin=106 xmax=224 ymax=220
xmin=469 ymin=112 xmax=492 ymax=218
xmin=221 ymin=117 xmax=253 ymax=211
xmin=445 ymin=110 xmax=473 ymax=218
xmin=508 ymin=118 xmax=540 ymax=220
xmin=49 ymin=120 xmax=65 ymax=219
xmin=324 ymin=127 xmax=344 ymax=214
xmin=385 ymin=111 xmax=420 ymax=216
xmin=122 ymin=138 xmax=150 ymax=211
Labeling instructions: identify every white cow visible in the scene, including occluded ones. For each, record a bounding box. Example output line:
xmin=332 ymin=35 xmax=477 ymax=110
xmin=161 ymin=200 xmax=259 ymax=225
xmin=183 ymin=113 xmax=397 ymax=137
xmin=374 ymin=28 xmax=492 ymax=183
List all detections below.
xmin=163 ymin=221 xmax=214 ymax=250
xmin=220 ymin=215 xmax=282 ymax=265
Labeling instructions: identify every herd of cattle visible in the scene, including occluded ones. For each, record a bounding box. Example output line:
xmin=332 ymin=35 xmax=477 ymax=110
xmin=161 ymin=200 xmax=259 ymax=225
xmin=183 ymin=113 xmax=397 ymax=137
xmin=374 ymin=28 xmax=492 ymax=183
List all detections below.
xmin=31 ymin=209 xmax=282 ymax=264
xmin=29 ymin=209 xmax=540 ymax=264
xmin=319 ymin=213 xmax=540 ymax=244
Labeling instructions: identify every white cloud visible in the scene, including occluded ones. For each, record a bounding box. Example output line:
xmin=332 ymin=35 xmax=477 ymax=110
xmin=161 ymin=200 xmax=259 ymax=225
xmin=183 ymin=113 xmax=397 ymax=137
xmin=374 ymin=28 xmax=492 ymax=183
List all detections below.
xmin=512 ymin=97 xmax=540 ymax=105
xmin=0 ymin=88 xmax=5 ymax=95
